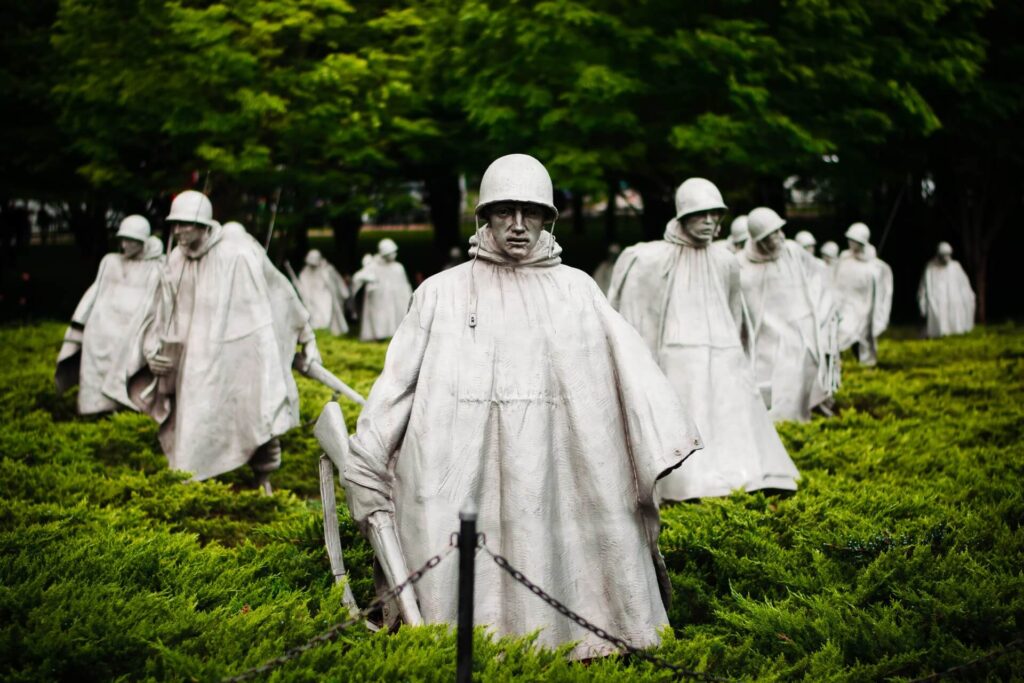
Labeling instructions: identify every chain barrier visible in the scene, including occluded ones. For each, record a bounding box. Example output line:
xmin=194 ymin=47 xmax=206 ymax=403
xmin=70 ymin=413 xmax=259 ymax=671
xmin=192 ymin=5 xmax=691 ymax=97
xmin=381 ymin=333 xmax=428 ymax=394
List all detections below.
xmin=479 ymin=540 xmax=728 ymax=682
xmin=222 ymin=540 xmax=455 ymax=683
xmin=905 ymin=637 xmax=1024 ymax=682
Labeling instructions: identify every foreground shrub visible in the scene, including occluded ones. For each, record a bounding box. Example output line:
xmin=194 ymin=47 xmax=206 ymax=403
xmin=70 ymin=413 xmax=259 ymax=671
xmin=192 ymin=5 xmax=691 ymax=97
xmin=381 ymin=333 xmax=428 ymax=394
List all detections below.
xmin=0 ymin=322 xmax=1021 ymax=680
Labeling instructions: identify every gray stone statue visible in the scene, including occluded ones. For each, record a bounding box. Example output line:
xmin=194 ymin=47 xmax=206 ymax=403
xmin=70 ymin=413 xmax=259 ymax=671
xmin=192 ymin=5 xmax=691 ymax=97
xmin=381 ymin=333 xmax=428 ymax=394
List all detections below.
xmin=56 ymin=216 xmax=164 ymax=414
xmin=133 ymin=191 xmax=320 ymax=494
xmin=357 ymin=238 xmax=413 ymax=341
xmin=608 ymin=179 xmax=799 ymax=500
xmin=341 ymin=154 xmax=701 ymax=658
xmin=832 ymin=223 xmax=893 ymax=366
xmin=820 ymin=241 xmax=839 ymax=267
xmin=590 ymin=242 xmax=621 ymax=294
xmin=298 ymin=249 xmax=350 ymax=336
xmin=737 ymin=209 xmax=839 ymax=422
xmin=716 ymin=214 xmax=749 ymax=253
xmin=918 ymin=241 xmax=975 ymax=337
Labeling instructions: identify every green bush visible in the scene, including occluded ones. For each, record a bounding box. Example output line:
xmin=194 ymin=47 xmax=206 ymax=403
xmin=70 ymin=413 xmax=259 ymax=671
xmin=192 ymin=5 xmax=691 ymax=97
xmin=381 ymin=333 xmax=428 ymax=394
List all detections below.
xmin=1 ymin=322 xmax=1021 ymax=681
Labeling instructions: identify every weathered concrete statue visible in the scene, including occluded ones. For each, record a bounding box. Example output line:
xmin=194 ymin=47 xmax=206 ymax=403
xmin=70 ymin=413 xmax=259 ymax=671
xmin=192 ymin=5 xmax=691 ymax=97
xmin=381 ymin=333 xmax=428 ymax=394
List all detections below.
xmin=298 ymin=249 xmax=350 ymax=336
xmin=56 ymin=216 xmax=164 ymax=414
xmin=714 ymin=215 xmax=749 ymax=253
xmin=793 ymin=230 xmax=830 ymax=281
xmin=820 ymin=241 xmax=839 ymax=267
xmin=832 ymin=223 xmax=893 ymax=366
xmin=590 ymin=242 xmax=621 ymax=294
xmin=918 ymin=241 xmax=975 ymax=338
xmin=343 ymin=154 xmax=701 ymax=658
xmin=357 ymin=239 xmax=412 ymax=341
xmin=737 ymin=209 xmax=839 ymax=422
xmin=134 ymin=191 xmax=319 ymax=493
xmin=608 ymin=179 xmax=799 ymax=500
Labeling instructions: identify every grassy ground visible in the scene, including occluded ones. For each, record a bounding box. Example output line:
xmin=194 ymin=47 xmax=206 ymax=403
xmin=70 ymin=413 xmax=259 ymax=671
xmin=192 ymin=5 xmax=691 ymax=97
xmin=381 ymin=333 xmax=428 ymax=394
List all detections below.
xmin=1 ymin=323 xmax=1021 ymax=681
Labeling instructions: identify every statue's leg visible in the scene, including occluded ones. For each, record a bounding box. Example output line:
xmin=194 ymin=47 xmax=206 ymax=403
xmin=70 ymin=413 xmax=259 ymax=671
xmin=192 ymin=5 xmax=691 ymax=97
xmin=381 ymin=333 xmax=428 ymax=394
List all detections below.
xmin=251 ymin=437 xmax=282 ymax=495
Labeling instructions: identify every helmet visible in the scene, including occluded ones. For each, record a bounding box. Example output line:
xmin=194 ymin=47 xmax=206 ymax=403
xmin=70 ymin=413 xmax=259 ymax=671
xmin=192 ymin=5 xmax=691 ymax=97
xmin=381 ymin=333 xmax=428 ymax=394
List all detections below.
xmin=116 ymin=214 xmax=151 ymax=242
xmin=728 ymin=215 xmax=749 ymax=244
xmin=747 ymin=207 xmax=787 ymax=242
xmin=222 ymin=221 xmax=246 ymax=237
xmin=794 ymin=230 xmax=817 ymax=248
xmin=820 ymin=241 xmax=839 ymax=258
xmin=475 ymin=154 xmax=558 ymax=220
xmin=144 ymin=235 xmax=164 ymax=259
xmin=166 ymin=190 xmax=215 ymax=227
xmin=608 ymin=242 xmax=622 ymax=256
xmin=305 ymin=249 xmax=324 ymax=266
xmin=937 ymin=241 xmax=953 ymax=256
xmin=674 ymin=178 xmax=727 ymax=219
xmin=844 ymin=222 xmax=871 ymax=245
xmin=378 ymin=238 xmax=398 ymax=256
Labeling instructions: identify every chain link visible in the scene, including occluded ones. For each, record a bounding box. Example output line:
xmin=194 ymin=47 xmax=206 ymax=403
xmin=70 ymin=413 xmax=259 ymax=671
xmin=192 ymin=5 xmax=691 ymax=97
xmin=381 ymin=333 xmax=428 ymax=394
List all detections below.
xmin=223 ymin=541 xmax=455 ymax=683
xmin=481 ymin=543 xmax=728 ymax=682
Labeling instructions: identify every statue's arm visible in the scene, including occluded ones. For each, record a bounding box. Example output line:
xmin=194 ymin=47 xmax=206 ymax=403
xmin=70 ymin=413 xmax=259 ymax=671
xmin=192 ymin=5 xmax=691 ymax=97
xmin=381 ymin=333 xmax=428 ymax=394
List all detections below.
xmin=346 ymin=294 xmax=432 ymax=523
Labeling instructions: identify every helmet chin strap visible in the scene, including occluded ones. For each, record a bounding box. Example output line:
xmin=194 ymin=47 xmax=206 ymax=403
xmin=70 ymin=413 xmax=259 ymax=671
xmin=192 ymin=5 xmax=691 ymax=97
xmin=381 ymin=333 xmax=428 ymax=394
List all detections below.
xmin=547 ymin=216 xmax=558 ymax=257
xmin=467 ymin=218 xmax=483 ymax=328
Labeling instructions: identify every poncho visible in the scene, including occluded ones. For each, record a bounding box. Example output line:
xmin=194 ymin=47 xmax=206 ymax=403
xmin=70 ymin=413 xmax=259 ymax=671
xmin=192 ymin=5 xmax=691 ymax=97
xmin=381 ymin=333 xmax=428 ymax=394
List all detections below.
xmin=591 ymin=256 xmax=617 ymax=294
xmin=833 ymin=247 xmax=892 ymax=365
xmin=133 ymin=225 xmax=312 ymax=481
xmin=56 ymin=237 xmax=164 ymax=414
xmin=737 ymin=240 xmax=838 ymax=422
xmin=359 ymin=256 xmax=412 ymax=341
xmin=298 ymin=259 xmax=350 ymax=335
xmin=608 ymin=219 xmax=799 ymax=500
xmin=918 ymin=258 xmax=975 ymax=337
xmin=346 ymin=229 xmax=701 ymax=659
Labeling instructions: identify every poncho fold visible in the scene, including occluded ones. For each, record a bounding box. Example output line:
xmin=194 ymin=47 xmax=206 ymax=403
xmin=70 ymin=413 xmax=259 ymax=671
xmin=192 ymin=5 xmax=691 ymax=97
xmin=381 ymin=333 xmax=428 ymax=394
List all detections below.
xmin=346 ymin=228 xmax=700 ymax=659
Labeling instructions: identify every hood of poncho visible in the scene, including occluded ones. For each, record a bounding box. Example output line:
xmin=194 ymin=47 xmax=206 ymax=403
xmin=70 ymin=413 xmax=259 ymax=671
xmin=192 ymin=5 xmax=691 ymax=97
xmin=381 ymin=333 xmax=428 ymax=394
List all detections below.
xmin=182 ymin=223 xmax=224 ymax=260
xmin=663 ymin=218 xmax=711 ymax=249
xmin=469 ymin=228 xmax=562 ymax=267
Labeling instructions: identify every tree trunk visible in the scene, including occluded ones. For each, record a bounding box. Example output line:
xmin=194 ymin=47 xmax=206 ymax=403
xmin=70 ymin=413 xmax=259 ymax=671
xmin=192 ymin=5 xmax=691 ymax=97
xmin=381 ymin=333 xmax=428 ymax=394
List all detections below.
xmin=331 ymin=211 xmax=362 ymax=273
xmin=425 ymin=170 xmax=462 ymax=266
xmin=571 ymin=191 xmax=585 ymax=234
xmin=65 ymin=199 xmax=110 ymax=267
xmin=632 ymin=177 xmax=674 ymax=241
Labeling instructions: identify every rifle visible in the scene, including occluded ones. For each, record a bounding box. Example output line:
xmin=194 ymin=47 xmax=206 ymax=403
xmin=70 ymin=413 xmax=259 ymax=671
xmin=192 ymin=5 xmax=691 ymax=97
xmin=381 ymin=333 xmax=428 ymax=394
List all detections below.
xmin=315 ymin=401 xmax=424 ymax=627
xmin=158 ymin=170 xmax=211 ymax=394
xmin=297 ymin=359 xmax=366 ymax=406
xmin=263 ymin=185 xmax=283 ymax=252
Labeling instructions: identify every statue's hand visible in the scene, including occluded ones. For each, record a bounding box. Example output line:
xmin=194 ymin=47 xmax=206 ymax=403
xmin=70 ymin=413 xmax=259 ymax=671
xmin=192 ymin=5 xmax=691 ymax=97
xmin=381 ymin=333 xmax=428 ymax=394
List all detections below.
xmin=148 ymin=354 xmax=174 ymax=376
xmin=296 ymin=339 xmax=321 ymax=374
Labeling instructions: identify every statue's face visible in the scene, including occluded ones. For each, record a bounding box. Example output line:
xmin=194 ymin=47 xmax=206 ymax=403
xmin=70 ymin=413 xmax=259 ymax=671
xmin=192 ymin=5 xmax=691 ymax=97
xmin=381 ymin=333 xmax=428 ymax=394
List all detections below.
xmin=802 ymin=243 xmax=815 ymax=254
xmin=172 ymin=221 xmax=207 ymax=250
xmin=487 ymin=202 xmax=545 ymax=260
xmin=381 ymin=251 xmax=397 ymax=263
xmin=120 ymin=238 xmax=144 ymax=259
xmin=938 ymin=253 xmax=951 ymax=265
xmin=848 ymin=239 xmax=865 ymax=255
xmin=681 ymin=210 xmax=723 ymax=244
xmin=756 ymin=230 xmax=785 ymax=256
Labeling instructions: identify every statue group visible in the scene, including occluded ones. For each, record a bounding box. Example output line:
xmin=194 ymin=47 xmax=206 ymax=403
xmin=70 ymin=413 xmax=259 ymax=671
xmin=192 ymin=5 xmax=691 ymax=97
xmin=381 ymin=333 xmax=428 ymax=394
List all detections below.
xmin=55 ymin=153 xmax=978 ymax=659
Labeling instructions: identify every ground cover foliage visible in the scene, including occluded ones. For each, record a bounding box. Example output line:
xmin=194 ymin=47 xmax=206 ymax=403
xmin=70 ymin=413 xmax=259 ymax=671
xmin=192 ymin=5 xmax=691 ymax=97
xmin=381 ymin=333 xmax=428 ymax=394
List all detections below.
xmin=1 ymin=322 xmax=1021 ymax=681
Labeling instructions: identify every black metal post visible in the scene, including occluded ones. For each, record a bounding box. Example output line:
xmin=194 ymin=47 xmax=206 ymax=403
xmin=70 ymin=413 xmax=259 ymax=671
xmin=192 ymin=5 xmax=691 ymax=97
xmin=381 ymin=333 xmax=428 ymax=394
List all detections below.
xmin=456 ymin=501 xmax=477 ymax=683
